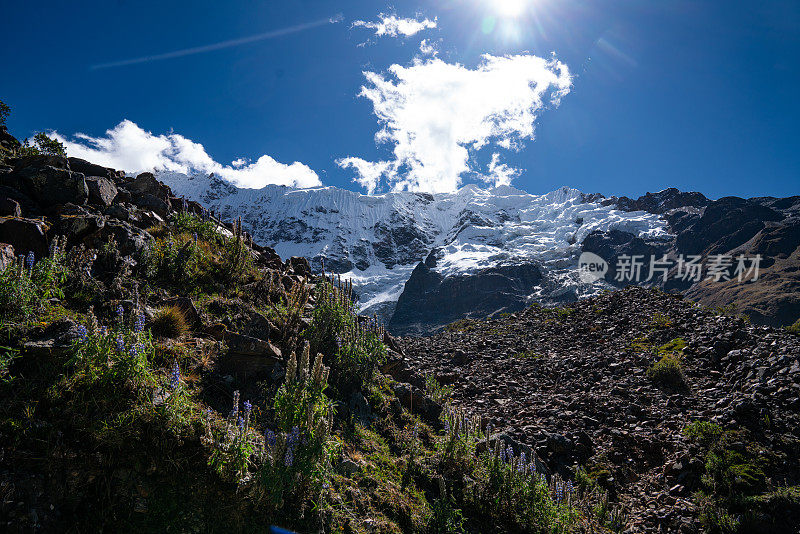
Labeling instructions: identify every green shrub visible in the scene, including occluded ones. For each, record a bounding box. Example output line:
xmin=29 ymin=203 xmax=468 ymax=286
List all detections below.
xmin=684 ymin=421 xmax=723 ymax=447
xmin=647 ymin=353 xmax=685 ymax=387
xmin=0 ymin=99 xmax=9 ymax=125
xmin=425 ymin=374 xmax=453 ymax=406
xmin=0 ymin=240 xmax=68 ymax=322
xmin=787 ymin=318 xmax=800 ymax=335
xmin=32 ymin=132 xmax=66 ymax=156
xmin=305 ymin=279 xmax=386 ymax=394
xmin=150 ymin=306 xmax=189 ymax=338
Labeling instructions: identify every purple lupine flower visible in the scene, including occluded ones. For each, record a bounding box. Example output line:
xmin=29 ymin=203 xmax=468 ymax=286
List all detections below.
xmin=243 ymin=400 xmax=252 ymax=417
xmin=566 ymin=480 xmax=574 ymax=495
xmin=237 ymin=416 xmax=245 ymax=431
xmin=116 ymin=304 xmax=125 ymax=323
xmin=76 ymin=324 xmax=88 ymax=342
xmin=134 ymin=312 xmax=145 ymax=333
xmin=26 ymin=251 xmax=35 ymax=270
xmin=518 ymin=452 xmax=526 ymax=472
xmin=116 ymin=335 xmax=125 ymax=354
xmin=555 ymin=482 xmax=564 ymax=503
xmin=284 ymin=448 xmax=294 ymax=467
xmin=99 ymin=326 xmax=108 ymax=337
xmin=444 ymin=419 xmax=450 ymax=434
xmin=170 ymin=361 xmax=180 ymax=389
xmin=265 ymin=429 xmax=276 ymax=448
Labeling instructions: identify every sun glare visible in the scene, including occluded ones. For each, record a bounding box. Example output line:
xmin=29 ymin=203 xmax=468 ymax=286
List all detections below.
xmin=495 ymin=0 xmax=527 ymax=18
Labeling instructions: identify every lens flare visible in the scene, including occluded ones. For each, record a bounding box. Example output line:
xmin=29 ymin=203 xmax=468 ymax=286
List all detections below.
xmin=495 ymin=0 xmax=527 ymax=18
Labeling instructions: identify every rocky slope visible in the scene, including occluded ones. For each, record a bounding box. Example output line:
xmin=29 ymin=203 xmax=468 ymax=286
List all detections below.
xmin=398 ymin=287 xmax=800 ymax=532
xmin=160 ymin=172 xmax=800 ymax=335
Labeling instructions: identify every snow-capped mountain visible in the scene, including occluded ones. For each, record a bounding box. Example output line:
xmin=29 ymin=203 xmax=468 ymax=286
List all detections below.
xmin=160 ymin=171 xmax=671 ymax=330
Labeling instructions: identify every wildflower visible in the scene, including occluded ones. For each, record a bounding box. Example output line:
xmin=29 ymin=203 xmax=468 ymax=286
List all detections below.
xmin=243 ymin=400 xmax=252 ymax=417
xmin=265 ymin=429 xmax=276 ymax=448
xmin=555 ymin=482 xmax=564 ymax=503
xmin=129 ymin=345 xmax=140 ymax=358
xmin=26 ymin=251 xmax=35 ymax=270
xmin=322 ymin=482 xmax=330 ymax=490
xmin=116 ymin=335 xmax=125 ymax=354
xmin=284 ymin=448 xmax=294 ymax=467
xmin=230 ymin=390 xmax=240 ymax=418
xmin=237 ymin=416 xmax=245 ymax=431
xmin=134 ymin=312 xmax=145 ymax=333
xmin=99 ymin=326 xmax=108 ymax=337
xmin=444 ymin=419 xmax=450 ymax=434
xmin=116 ymin=304 xmax=125 ymax=323
xmin=170 ymin=361 xmax=181 ymax=389
xmin=76 ymin=324 xmax=88 ymax=342
xmin=518 ymin=452 xmax=526 ymax=472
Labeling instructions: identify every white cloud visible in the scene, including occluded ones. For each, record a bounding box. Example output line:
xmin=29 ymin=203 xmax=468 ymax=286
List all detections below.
xmin=484 ymin=153 xmax=519 ymax=187
xmin=418 ymin=39 xmax=438 ymax=56
xmin=352 ymin=14 xmax=437 ymax=38
xmin=53 ymin=120 xmax=321 ymax=189
xmin=337 ymin=54 xmax=571 ymax=194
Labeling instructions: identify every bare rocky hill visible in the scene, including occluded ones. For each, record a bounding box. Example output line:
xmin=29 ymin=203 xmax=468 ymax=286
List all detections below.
xmin=399 ymin=287 xmax=800 ymax=532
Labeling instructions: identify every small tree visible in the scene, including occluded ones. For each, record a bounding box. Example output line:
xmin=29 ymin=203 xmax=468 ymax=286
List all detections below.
xmin=0 ymin=99 xmax=10 ymax=126
xmin=33 ymin=132 xmax=66 ymax=156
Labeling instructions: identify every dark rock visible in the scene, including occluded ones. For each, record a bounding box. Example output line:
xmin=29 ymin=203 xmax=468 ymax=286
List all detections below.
xmin=390 ymin=252 xmax=543 ymax=335
xmin=133 ymin=193 xmax=170 ymax=218
xmin=0 ymin=217 xmax=48 ymax=259
xmin=0 ymin=196 xmax=21 ymax=217
xmin=87 ymin=220 xmax=151 ymax=256
xmin=392 ymin=382 xmax=442 ymax=423
xmin=67 ymin=157 xmax=115 ymax=180
xmin=85 ymin=177 xmax=118 ymax=206
xmin=7 ymin=165 xmax=88 ymax=207
xmin=129 ymin=172 xmax=171 ymax=200
xmin=287 ymin=256 xmax=311 ymax=277
xmin=0 ymin=242 xmax=14 ymax=270
xmin=224 ymin=332 xmax=282 ymax=376
xmin=22 ymin=318 xmax=82 ymax=357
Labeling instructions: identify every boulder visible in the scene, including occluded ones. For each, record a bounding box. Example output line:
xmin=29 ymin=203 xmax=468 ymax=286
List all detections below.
xmin=10 ymin=165 xmax=88 ymax=207
xmin=68 ymin=157 xmax=115 ymax=180
xmin=85 ymin=176 xmax=118 ymax=206
xmin=392 ymin=382 xmax=442 ymax=423
xmin=57 ymin=209 xmax=105 ymax=243
xmin=287 ymin=256 xmax=311 ymax=277
xmin=0 ymin=217 xmax=48 ymax=259
xmin=22 ymin=318 xmax=83 ymax=358
xmin=0 ymin=196 xmax=21 ymax=217
xmin=9 ymin=154 xmax=69 ymax=170
xmin=0 ymin=242 xmax=14 ymax=270
xmin=129 ymin=172 xmax=171 ymax=200
xmin=133 ymin=193 xmax=170 ymax=218
xmin=224 ymin=332 xmax=282 ymax=376
xmin=87 ymin=220 xmax=151 ymax=256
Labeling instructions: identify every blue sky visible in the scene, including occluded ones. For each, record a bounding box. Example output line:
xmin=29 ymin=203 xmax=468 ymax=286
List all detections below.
xmin=1 ymin=0 xmax=797 ymax=198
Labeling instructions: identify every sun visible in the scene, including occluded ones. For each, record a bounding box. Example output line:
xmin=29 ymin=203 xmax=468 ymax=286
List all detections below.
xmin=494 ymin=0 xmax=528 ymax=18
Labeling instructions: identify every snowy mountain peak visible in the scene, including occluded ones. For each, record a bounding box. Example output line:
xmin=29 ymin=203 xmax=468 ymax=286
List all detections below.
xmin=160 ymin=171 xmax=670 ymax=324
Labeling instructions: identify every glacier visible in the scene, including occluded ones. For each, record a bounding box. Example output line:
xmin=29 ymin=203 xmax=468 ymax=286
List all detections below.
xmin=159 ymin=171 xmax=671 ymax=322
